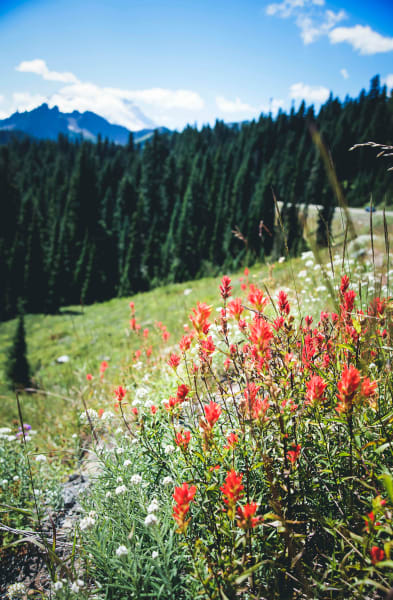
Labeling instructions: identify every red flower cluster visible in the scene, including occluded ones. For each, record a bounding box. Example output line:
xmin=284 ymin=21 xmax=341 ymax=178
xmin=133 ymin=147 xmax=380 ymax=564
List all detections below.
xmin=336 ymin=364 xmax=361 ymax=413
xmin=165 ymin=384 xmax=190 ymax=411
xmin=200 ymin=336 xmax=215 ymax=360
xmin=227 ymin=298 xmax=244 ymax=321
xmin=287 ymin=444 xmax=301 ymax=465
xmin=248 ymin=285 xmax=269 ymax=313
xmin=305 ymin=375 xmax=327 ymax=405
xmin=370 ymin=546 xmax=385 ymax=565
xmin=220 ymin=470 xmax=244 ymax=513
xmin=167 ymin=353 xmax=181 ymax=369
xmin=114 ymin=385 xmax=127 ymax=403
xmin=173 ymin=483 xmax=197 ymax=533
xmin=220 ymin=275 xmax=232 ymax=299
xmin=224 ymin=432 xmax=239 ymax=449
xmin=236 ymin=502 xmax=261 ymax=529
xmin=277 ymin=290 xmax=290 ymax=315
xmin=204 ymin=401 xmax=221 ymax=428
xmin=189 ymin=302 xmax=212 ymax=335
xmin=175 ymin=430 xmax=191 ymax=450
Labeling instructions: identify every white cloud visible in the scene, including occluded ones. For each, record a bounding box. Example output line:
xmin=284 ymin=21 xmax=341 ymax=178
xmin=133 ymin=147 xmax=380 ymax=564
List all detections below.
xmin=14 ymin=59 xmax=205 ymax=130
xmin=296 ymin=9 xmax=346 ymax=44
xmin=216 ymin=96 xmax=257 ymax=113
xmin=16 ymin=59 xmax=79 ymax=84
xmin=266 ymin=0 xmax=324 ymax=18
xmin=290 ymin=82 xmax=330 ymax=103
xmin=329 ymin=25 xmax=393 ymax=55
xmin=13 ymin=92 xmax=47 ymax=112
xmin=383 ymin=74 xmax=393 ymax=89
xmin=340 ymin=68 xmax=349 ymax=79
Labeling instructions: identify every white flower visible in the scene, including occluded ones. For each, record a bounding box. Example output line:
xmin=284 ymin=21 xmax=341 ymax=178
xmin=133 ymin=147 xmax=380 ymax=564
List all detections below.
xmin=123 ymin=459 xmax=132 ymax=467
xmin=278 ymin=256 xmax=285 ymax=263
xmin=13 ymin=475 xmax=19 ymax=481
xmin=62 ymin=518 xmax=73 ymax=529
xmin=147 ymin=499 xmax=159 ymax=513
xmin=105 ymin=491 xmax=112 ymax=499
xmin=115 ymin=447 xmax=124 ymax=455
xmin=101 ymin=410 xmax=115 ymax=423
xmin=162 ymin=476 xmax=174 ymax=486
xmin=144 ymin=513 xmax=158 ymax=527
xmin=79 ymin=516 xmax=95 ymax=531
xmin=305 ymin=260 xmax=314 ymax=268
xmin=184 ymin=288 xmax=192 ymax=296
xmin=1 ymin=479 xmax=8 ymax=486
xmin=115 ymin=485 xmax=127 ymax=495
xmin=116 ymin=544 xmax=129 ymax=557
xmin=117 ymin=476 xmax=123 ymax=483
xmin=89 ymin=510 xmax=97 ymax=519
xmin=115 ymin=427 xmax=123 ymax=434
xmin=76 ymin=579 xmax=84 ymax=587
xmin=6 ymin=582 xmax=26 ymax=598
xmin=54 ymin=581 xmax=63 ymax=591
xmin=70 ymin=581 xmax=79 ymax=593
xmin=79 ymin=409 xmax=98 ymax=424
xmin=164 ymin=444 xmax=175 ymax=455
xmin=0 ymin=427 xmax=12 ymax=434
xmin=72 ymin=433 xmax=78 ymax=439
xmin=152 ymin=550 xmax=159 ymax=559
xmin=130 ymin=474 xmax=142 ymax=485
xmin=35 ymin=454 xmax=47 ymax=462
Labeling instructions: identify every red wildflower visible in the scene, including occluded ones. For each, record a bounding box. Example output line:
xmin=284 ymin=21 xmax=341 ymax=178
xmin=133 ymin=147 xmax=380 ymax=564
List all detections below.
xmin=236 ymin=502 xmax=261 ymax=529
xmin=189 ymin=302 xmax=212 ymax=335
xmin=220 ymin=275 xmax=232 ymax=299
xmin=361 ymin=377 xmax=377 ymax=398
xmin=165 ymin=396 xmax=180 ymax=411
xmin=100 ymin=360 xmax=108 ymax=374
xmin=143 ymin=328 xmax=149 ymax=338
xmin=200 ymin=336 xmax=216 ymax=359
xmin=114 ymin=385 xmax=127 ymax=403
xmin=132 ymin=407 xmax=138 ymax=416
xmin=150 ymin=405 xmax=157 ymax=415
xmin=98 ymin=408 xmax=104 ymax=418
xmin=173 ymin=483 xmax=197 ymax=532
xmin=224 ymin=432 xmax=239 ymax=449
xmin=145 ymin=346 xmax=152 ymax=358
xmin=86 ymin=373 xmax=93 ymax=381
xmin=305 ymin=375 xmax=327 ymax=405
xmin=167 ymin=353 xmax=181 ymax=369
xmin=129 ymin=318 xmax=137 ymax=330
xmin=162 ymin=329 xmax=170 ymax=342
xmin=287 ymin=444 xmax=301 ymax=465
xmin=175 ymin=430 xmax=191 ymax=450
xmin=227 ymin=298 xmax=244 ymax=321
xmin=129 ymin=301 xmax=135 ymax=313
xmin=340 ymin=275 xmax=350 ymax=295
xmin=273 ymin=316 xmax=285 ymax=331
xmin=277 ymin=290 xmax=290 ymax=315
xmin=204 ymin=401 xmax=221 ymax=428
xmin=248 ymin=285 xmax=269 ymax=312
xmin=249 ymin=316 xmax=273 ymax=355
xmin=179 ymin=334 xmax=192 ymax=352
xmin=336 ymin=364 xmax=361 ymax=413
xmin=370 ymin=546 xmax=385 ymax=565
xmin=177 ymin=384 xmax=190 ymax=402
xmin=305 ymin=315 xmax=313 ymax=328
xmin=221 ymin=470 xmax=244 ymax=511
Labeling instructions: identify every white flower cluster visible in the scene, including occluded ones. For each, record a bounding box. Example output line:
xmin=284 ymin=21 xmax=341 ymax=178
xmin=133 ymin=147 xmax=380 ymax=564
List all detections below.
xmin=162 ymin=476 xmax=174 ymax=486
xmin=79 ymin=511 xmax=97 ymax=531
xmin=130 ymin=474 xmax=142 ymax=485
xmin=6 ymin=582 xmax=26 ymax=599
xmin=144 ymin=513 xmax=158 ymax=527
xmin=147 ymin=498 xmax=159 ymax=513
xmin=115 ymin=484 xmax=127 ymax=495
xmin=116 ymin=544 xmax=129 ymax=557
xmin=79 ymin=409 xmax=98 ymax=424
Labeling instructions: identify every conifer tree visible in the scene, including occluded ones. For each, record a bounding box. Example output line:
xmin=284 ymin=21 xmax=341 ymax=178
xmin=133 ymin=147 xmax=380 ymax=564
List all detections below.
xmin=6 ymin=309 xmax=30 ymax=390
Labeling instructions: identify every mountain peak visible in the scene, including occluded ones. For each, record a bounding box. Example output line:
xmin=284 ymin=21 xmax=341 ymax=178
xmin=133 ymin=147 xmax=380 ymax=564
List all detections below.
xmin=0 ymin=103 xmax=162 ymax=145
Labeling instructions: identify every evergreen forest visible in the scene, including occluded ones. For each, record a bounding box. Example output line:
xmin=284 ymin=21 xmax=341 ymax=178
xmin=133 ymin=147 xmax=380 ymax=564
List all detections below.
xmin=1 ymin=75 xmax=392 ymax=321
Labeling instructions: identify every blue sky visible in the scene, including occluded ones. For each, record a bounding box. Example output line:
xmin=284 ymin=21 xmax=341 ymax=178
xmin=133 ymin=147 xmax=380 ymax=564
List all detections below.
xmin=0 ymin=0 xmax=392 ymax=130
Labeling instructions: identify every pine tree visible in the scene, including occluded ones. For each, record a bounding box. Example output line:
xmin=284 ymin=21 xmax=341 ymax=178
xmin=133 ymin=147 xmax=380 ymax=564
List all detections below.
xmin=6 ymin=310 xmax=30 ymax=390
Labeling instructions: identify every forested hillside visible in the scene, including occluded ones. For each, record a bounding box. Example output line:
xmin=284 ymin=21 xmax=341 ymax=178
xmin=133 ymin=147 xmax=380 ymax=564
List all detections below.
xmin=1 ymin=76 xmax=392 ymax=321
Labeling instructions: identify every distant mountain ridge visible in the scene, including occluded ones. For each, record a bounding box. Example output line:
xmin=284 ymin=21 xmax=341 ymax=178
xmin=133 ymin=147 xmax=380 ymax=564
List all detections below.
xmin=0 ymin=103 xmax=169 ymax=145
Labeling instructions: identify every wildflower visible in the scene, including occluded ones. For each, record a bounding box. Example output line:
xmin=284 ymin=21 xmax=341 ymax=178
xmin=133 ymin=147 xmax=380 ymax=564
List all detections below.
xmin=165 ymin=396 xmax=180 ymax=411
xmin=105 ymin=491 xmax=112 ymax=499
xmin=143 ymin=328 xmax=149 ymax=338
xmin=164 ymin=444 xmax=175 ymax=455
xmin=167 ymin=354 xmax=181 ymax=369
xmin=221 ymin=470 xmax=244 ymax=514
xmin=114 ymin=385 xmax=127 ymax=402
xmin=277 ymin=290 xmax=290 ymax=315
xmin=162 ymin=329 xmax=170 ymax=342
xmin=115 ymin=485 xmax=127 ymax=495
xmin=116 ymin=545 xmax=129 ymax=557
xmin=203 ymin=401 xmax=221 ymax=428
xmin=340 ymin=275 xmax=350 ymax=294
xmin=129 ymin=301 xmax=135 ymax=313
xmin=152 ymin=550 xmax=159 ymax=559
xmin=86 ymin=373 xmax=93 ymax=381
xmin=79 ymin=516 xmax=95 ymax=530
xmin=287 ymin=444 xmax=301 ymax=465
xmin=249 ymin=316 xmax=273 ymax=356
xmin=227 ymin=298 xmax=244 ymax=320
xmin=176 ymin=384 xmax=190 ymax=402
xmin=35 ymin=454 xmax=47 ymax=462
xmin=248 ymin=285 xmax=269 ymax=312
xmin=100 ymin=360 xmax=108 ymax=375
xmin=179 ymin=334 xmax=192 ymax=352
xmin=236 ymin=502 xmax=261 ymax=529
xmin=162 ymin=476 xmax=174 ymax=486
xmin=132 ymin=407 xmax=138 ymax=416
xmin=200 ymin=336 xmax=215 ymax=360
xmin=123 ymin=459 xmax=132 ymax=467
xmin=224 ymin=432 xmax=239 ymax=449
xmin=147 ymin=499 xmax=159 ymax=513
xmin=370 ymin=546 xmax=385 ymax=565
xmin=173 ymin=483 xmax=197 ymax=532
xmin=189 ymin=302 xmax=212 ymax=335
xmin=144 ymin=513 xmax=158 ymax=527
xmin=305 ymin=375 xmax=327 ymax=405
xmin=130 ymin=474 xmax=142 ymax=485
xmin=70 ymin=582 xmax=80 ymax=593
xmin=220 ymin=275 xmax=232 ymax=299
xmin=6 ymin=582 xmax=27 ymax=599
xmin=336 ymin=364 xmax=361 ymax=413
xmin=54 ymin=581 xmax=63 ymax=591
xmin=175 ymin=430 xmax=191 ymax=450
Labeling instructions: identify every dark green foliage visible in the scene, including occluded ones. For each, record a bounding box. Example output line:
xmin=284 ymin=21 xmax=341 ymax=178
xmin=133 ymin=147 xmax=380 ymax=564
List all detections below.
xmin=6 ymin=311 xmax=30 ymax=389
xmin=0 ymin=77 xmax=392 ymax=320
